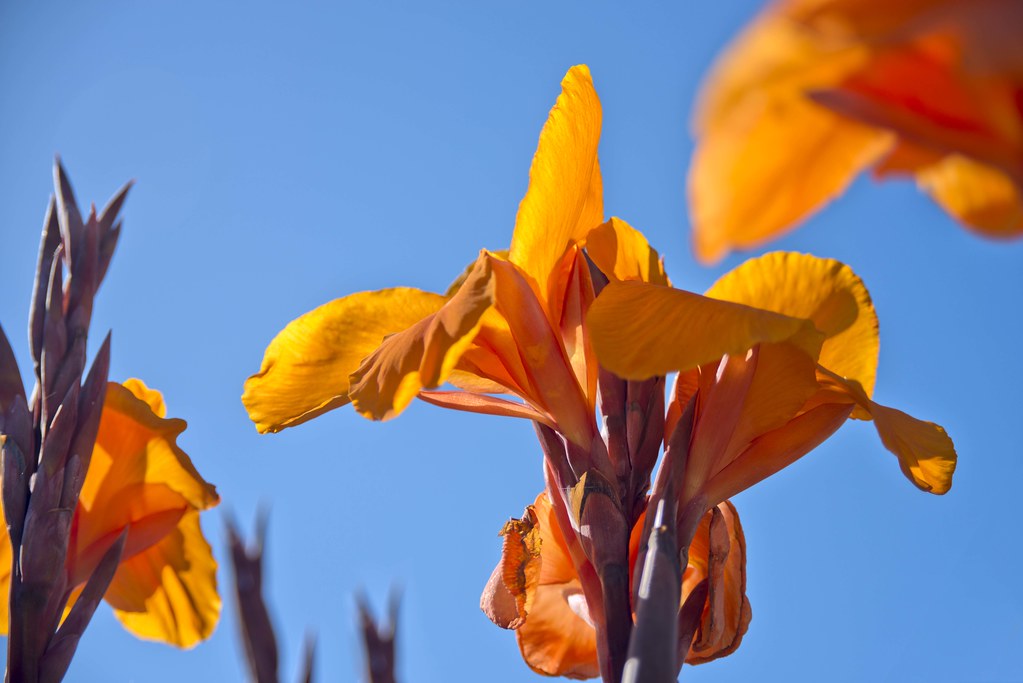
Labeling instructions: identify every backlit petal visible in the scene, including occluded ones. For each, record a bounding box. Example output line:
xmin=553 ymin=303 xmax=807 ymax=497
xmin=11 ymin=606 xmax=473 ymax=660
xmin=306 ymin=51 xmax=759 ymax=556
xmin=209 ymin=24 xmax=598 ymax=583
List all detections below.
xmin=80 ymin=382 xmax=218 ymax=513
xmin=588 ymin=280 xmax=822 ymax=380
xmin=509 ymin=65 xmax=603 ymax=307
xmin=242 ymin=288 xmax=444 ymax=433
xmin=916 ymin=155 xmax=1023 ymax=238
xmin=706 ymin=252 xmax=879 ymax=397
xmin=702 ymin=402 xmax=854 ymax=507
xmin=349 ymin=256 xmax=495 ymax=420
xmin=811 ymin=43 xmax=1023 ymax=185
xmin=819 ymin=371 xmax=957 ymax=494
xmin=585 ymin=218 xmax=669 ymax=287
xmin=690 ymin=8 xmax=889 ymax=262
xmin=105 ymin=509 xmax=220 ymax=648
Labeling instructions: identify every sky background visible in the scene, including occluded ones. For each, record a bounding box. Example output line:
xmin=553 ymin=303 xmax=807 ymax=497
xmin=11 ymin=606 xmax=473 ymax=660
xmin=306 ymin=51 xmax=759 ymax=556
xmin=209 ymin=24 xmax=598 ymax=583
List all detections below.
xmin=1 ymin=1 xmax=1021 ymax=681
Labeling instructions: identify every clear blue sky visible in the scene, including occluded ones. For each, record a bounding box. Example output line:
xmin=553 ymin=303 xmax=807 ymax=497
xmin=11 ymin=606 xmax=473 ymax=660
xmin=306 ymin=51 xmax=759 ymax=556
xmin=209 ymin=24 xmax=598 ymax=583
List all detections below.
xmin=1 ymin=2 xmax=1021 ymax=681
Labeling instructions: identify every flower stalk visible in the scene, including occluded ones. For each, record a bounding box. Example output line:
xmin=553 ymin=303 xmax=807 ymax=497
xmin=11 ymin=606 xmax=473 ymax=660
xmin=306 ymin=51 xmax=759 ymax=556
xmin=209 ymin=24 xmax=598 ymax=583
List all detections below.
xmin=1 ymin=160 xmax=130 ymax=683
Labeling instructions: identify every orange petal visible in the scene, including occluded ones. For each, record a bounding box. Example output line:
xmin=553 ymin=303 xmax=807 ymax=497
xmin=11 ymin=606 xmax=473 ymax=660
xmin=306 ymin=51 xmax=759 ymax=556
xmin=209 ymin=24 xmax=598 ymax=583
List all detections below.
xmin=689 ymin=8 xmax=889 ymax=262
xmin=418 ymin=391 xmax=555 ymax=429
xmin=80 ymin=381 xmax=218 ymax=513
xmin=587 ymin=280 xmax=822 ymax=381
xmin=585 ymin=218 xmax=669 ymax=287
xmin=515 ymin=581 xmax=600 ymax=680
xmin=515 ymin=494 xmax=598 ymax=679
xmin=819 ymin=371 xmax=957 ymax=494
xmin=706 ymin=252 xmax=879 ymax=398
xmin=105 ymin=509 xmax=220 ymax=647
xmin=810 ymin=43 xmax=1023 ymax=185
xmin=509 ymin=65 xmax=604 ymax=308
xmin=702 ymin=402 xmax=854 ymax=508
xmin=717 ymin=342 xmax=822 ymax=476
xmin=242 ymin=288 xmax=445 ymax=433
xmin=916 ymin=155 xmax=1023 ymax=238
xmin=685 ymin=501 xmax=751 ymax=665
xmin=489 ymin=257 xmax=594 ymax=448
xmin=868 ymin=401 xmax=957 ymax=495
xmin=349 ymin=255 xmax=495 ymax=420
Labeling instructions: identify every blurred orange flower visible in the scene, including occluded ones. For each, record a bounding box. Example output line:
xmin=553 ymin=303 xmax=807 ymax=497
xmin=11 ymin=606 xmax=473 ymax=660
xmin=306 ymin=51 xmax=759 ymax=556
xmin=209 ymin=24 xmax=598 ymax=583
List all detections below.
xmin=480 ymin=492 xmax=749 ymax=678
xmin=0 ymin=379 xmax=220 ymax=648
xmin=690 ymin=0 xmax=1023 ymax=262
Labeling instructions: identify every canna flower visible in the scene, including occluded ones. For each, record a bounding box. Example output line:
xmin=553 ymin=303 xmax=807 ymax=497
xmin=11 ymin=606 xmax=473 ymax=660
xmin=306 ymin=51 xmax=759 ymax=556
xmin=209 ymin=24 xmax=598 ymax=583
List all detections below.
xmin=588 ymin=250 xmax=957 ymax=524
xmin=0 ymin=378 xmax=221 ymax=647
xmin=480 ymin=492 xmax=748 ymax=679
xmin=244 ymin=64 xmax=956 ymax=680
xmin=689 ymin=0 xmax=1023 ymax=262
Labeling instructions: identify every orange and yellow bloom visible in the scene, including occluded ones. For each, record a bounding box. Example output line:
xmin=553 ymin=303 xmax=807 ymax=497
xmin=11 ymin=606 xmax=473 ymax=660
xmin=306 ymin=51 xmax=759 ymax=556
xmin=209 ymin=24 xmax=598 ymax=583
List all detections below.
xmin=0 ymin=379 xmax=220 ymax=648
xmin=244 ymin=64 xmax=956 ymax=678
xmin=690 ymin=0 xmax=1023 ymax=262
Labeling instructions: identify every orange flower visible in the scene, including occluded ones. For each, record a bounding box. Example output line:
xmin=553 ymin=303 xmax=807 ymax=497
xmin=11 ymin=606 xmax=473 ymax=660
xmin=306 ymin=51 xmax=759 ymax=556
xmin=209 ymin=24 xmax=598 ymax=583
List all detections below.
xmin=0 ymin=379 xmax=220 ymax=647
xmin=480 ymin=492 xmax=749 ymax=679
xmin=690 ymin=0 xmax=1023 ymax=262
xmin=588 ymin=251 xmax=957 ymax=517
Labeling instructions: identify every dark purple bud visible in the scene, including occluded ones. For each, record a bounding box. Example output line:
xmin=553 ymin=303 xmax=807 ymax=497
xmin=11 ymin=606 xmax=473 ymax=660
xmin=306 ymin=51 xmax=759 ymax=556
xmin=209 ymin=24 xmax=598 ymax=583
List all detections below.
xmin=38 ymin=529 xmax=127 ymax=683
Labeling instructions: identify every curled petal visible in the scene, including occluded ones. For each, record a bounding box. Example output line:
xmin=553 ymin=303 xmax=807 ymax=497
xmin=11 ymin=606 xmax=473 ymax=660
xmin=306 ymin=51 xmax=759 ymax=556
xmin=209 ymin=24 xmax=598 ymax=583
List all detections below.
xmin=916 ymin=156 xmax=1023 ymax=238
xmin=588 ymin=280 xmax=822 ymax=380
xmin=585 ymin=218 xmax=669 ymax=287
xmin=706 ymin=252 xmax=879 ymax=398
xmin=509 ymin=65 xmax=604 ymax=307
xmin=683 ymin=501 xmax=751 ymax=665
xmin=80 ymin=381 xmax=218 ymax=514
xmin=349 ymin=256 xmax=495 ymax=420
xmin=105 ymin=509 xmax=220 ymax=648
xmin=820 ymin=371 xmax=957 ymax=494
xmin=242 ymin=288 xmax=444 ymax=433
xmin=515 ymin=583 xmax=600 ymax=680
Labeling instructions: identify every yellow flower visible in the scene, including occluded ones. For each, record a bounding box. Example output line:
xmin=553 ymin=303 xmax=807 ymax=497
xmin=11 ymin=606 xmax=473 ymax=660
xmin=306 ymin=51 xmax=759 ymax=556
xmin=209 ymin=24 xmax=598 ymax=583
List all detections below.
xmin=588 ymin=251 xmax=957 ymax=516
xmin=0 ymin=379 xmax=220 ymax=648
xmin=480 ymin=492 xmax=749 ymax=679
xmin=689 ymin=0 xmax=1023 ymax=262
xmin=243 ymin=65 xmax=609 ymax=450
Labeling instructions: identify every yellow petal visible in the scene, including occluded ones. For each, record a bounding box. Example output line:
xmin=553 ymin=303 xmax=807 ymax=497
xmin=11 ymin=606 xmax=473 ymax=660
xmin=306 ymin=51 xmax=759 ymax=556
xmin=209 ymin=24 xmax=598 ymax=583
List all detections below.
xmin=509 ymin=65 xmax=604 ymax=307
xmin=243 ymin=288 xmax=445 ymax=433
xmin=105 ymin=509 xmax=220 ymax=648
xmin=706 ymin=252 xmax=879 ymax=398
xmin=818 ymin=371 xmax=956 ymax=494
xmin=587 ymin=280 xmax=822 ymax=380
xmin=585 ymin=218 xmax=669 ymax=287
xmin=868 ymin=401 xmax=957 ymax=495
xmin=689 ymin=9 xmax=890 ymax=262
xmin=916 ymin=155 xmax=1023 ymax=238
xmin=349 ymin=256 xmax=495 ymax=420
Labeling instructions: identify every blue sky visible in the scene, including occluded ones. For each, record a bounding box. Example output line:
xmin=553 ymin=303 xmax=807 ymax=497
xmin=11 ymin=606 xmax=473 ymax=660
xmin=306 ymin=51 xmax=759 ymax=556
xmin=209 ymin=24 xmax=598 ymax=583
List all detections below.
xmin=1 ymin=1 xmax=1021 ymax=681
